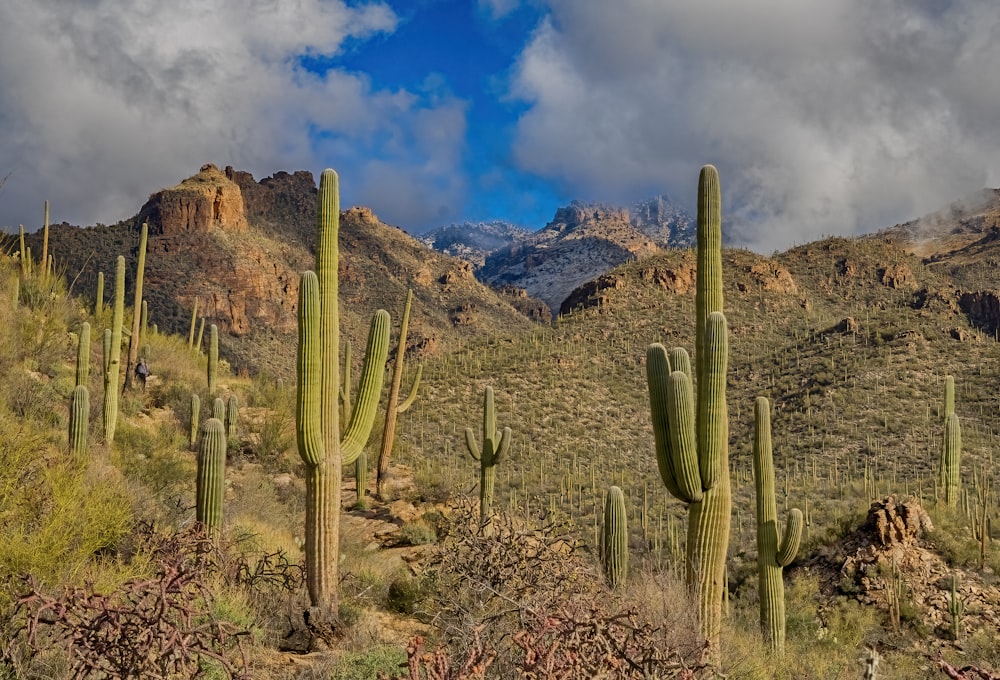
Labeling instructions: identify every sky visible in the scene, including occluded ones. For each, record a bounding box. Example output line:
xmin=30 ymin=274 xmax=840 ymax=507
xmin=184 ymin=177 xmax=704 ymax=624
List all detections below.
xmin=1 ymin=0 xmax=999 ymax=252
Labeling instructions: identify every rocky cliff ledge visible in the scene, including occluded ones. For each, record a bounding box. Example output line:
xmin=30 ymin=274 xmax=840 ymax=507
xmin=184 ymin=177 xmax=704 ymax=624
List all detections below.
xmin=137 ymin=164 xmax=249 ymax=236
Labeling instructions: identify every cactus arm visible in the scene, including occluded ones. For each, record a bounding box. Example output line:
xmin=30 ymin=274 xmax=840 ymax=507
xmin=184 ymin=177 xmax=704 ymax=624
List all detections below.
xmin=666 ymin=371 xmax=703 ymax=503
xmin=296 ymin=271 xmax=324 ymax=467
xmin=493 ymin=426 xmax=512 ymax=464
xmin=124 ymin=222 xmax=148 ymax=390
xmin=646 ymin=344 xmax=684 ymax=500
xmin=465 ymin=427 xmax=481 ymax=461
xmin=341 ymin=309 xmax=390 ymax=466
xmin=69 ymin=385 xmax=89 ymax=456
xmin=776 ymin=509 xmax=804 ymax=567
xmin=397 ymin=364 xmax=423 ymax=414
xmin=189 ymin=393 xmax=201 ymax=447
xmin=668 ymin=346 xmax=692 ymax=381
xmin=340 ymin=340 xmax=352 ymax=424
xmin=698 ymin=312 xmax=728 ymax=490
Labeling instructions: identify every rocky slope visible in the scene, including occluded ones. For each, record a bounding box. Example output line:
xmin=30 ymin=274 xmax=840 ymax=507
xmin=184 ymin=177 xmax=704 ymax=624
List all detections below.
xmin=33 ymin=164 xmax=536 ymax=377
xmin=417 ymin=221 xmax=530 ymax=269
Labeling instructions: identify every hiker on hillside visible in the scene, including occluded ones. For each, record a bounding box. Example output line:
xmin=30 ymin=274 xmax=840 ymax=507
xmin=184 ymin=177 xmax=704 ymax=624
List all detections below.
xmin=135 ymin=358 xmax=149 ymax=391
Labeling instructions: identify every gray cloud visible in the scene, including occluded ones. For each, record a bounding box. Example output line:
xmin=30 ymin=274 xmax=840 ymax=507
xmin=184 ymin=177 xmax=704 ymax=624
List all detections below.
xmin=508 ymin=0 xmax=1000 ymax=251
xmin=0 ymin=0 xmax=468 ymax=232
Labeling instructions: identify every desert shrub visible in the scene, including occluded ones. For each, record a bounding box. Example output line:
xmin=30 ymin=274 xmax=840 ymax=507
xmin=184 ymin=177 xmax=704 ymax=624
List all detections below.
xmin=398 ymin=518 xmax=437 ymax=546
xmin=387 ymin=575 xmax=429 ymax=615
xmin=330 ymin=644 xmax=407 ymax=680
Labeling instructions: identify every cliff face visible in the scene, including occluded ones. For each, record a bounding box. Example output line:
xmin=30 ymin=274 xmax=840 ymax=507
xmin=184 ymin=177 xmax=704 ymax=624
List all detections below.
xmin=137 ymin=164 xmax=249 ymax=236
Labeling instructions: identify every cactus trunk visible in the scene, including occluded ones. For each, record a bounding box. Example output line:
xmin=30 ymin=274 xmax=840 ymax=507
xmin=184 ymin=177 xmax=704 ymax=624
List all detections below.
xmin=207 ymin=324 xmax=219 ymax=395
xmin=602 ymin=485 xmax=629 ymax=588
xmin=376 ymin=289 xmax=421 ymax=498
xmin=124 ymin=222 xmax=148 ymax=390
xmin=189 ymin=393 xmax=201 ymax=447
xmin=103 ymin=256 xmax=125 ymax=444
xmin=69 ymin=385 xmax=89 ymax=457
xmin=76 ymin=322 xmax=91 ymax=387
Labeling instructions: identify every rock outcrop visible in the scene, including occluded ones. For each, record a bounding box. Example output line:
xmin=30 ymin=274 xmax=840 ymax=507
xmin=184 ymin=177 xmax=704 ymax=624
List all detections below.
xmin=137 ymin=164 xmax=249 ymax=236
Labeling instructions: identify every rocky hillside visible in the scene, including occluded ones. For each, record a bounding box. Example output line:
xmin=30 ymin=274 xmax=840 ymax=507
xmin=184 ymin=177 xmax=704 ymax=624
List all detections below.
xmin=31 ymin=164 xmax=536 ymax=377
xmin=417 ymin=220 xmax=530 ymax=269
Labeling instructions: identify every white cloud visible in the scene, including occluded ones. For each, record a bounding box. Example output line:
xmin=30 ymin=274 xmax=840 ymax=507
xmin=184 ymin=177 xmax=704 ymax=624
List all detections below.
xmin=509 ymin=0 xmax=1000 ymax=251
xmin=477 ymin=0 xmax=521 ymax=21
xmin=0 ymin=0 xmax=468 ymax=232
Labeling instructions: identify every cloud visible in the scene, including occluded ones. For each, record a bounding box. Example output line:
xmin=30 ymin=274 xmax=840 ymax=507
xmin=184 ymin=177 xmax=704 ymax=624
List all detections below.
xmin=477 ymin=0 xmax=521 ymax=21
xmin=508 ymin=0 xmax=1000 ymax=251
xmin=0 ymin=0 xmax=467 ymax=232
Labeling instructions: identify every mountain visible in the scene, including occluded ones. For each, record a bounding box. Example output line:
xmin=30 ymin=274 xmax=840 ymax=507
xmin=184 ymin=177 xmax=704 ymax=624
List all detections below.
xmin=31 ymin=164 xmax=537 ymax=377
xmin=629 ymin=194 xmax=695 ymax=247
xmin=477 ymin=201 xmax=662 ymax=315
xmin=417 ymin=221 xmax=531 ymax=269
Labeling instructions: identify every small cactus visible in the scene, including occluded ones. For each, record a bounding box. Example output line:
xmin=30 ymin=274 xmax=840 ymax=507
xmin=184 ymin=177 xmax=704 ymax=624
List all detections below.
xmin=196 ymin=418 xmax=226 ymax=529
xmin=189 ymin=393 xmax=201 ymax=447
xmin=213 ymin=397 xmax=225 ymax=422
xmin=226 ymin=395 xmax=239 ymax=441
xmin=465 ymin=386 xmax=511 ymax=522
xmin=601 ymin=485 xmax=629 ymax=588
xmin=948 ymin=573 xmax=964 ymax=640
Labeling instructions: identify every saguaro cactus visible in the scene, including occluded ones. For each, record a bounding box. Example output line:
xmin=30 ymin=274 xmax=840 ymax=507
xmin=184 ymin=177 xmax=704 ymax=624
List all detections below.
xmin=752 ymin=396 xmax=803 ymax=653
xmin=196 ymin=418 xmax=226 ymax=529
xmin=188 ymin=299 xmax=199 ymax=349
xmin=376 ymin=288 xmax=423 ymax=498
xmin=296 ymin=168 xmax=390 ymax=619
xmin=646 ymin=164 xmax=731 ymax=648
xmin=95 ymin=271 xmax=104 ymax=317
xmin=69 ymin=385 xmax=89 ymax=457
xmin=213 ymin=397 xmax=226 ymax=422
xmin=601 ymin=485 xmax=629 ymax=589
xmin=103 ymin=256 xmax=125 ymax=444
xmin=207 ymin=324 xmax=219 ymax=395
xmin=465 ymin=386 xmax=512 ymax=522
xmin=124 ymin=222 xmax=148 ymax=390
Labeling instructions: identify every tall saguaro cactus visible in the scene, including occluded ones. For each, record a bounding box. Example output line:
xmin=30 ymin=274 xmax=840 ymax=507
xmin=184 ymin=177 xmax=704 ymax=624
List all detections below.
xmin=69 ymin=385 xmax=89 ymax=457
xmin=124 ymin=222 xmax=148 ymax=390
xmin=752 ymin=397 xmax=802 ymax=653
xmin=376 ymin=288 xmax=423 ymax=498
xmin=76 ymin=322 xmax=91 ymax=387
xmin=296 ymin=168 xmax=390 ymax=619
xmin=646 ymin=164 xmax=731 ymax=649
xmin=103 ymin=256 xmax=126 ymax=444
xmin=197 ymin=418 xmax=226 ymax=529
xmin=465 ymin=386 xmax=511 ymax=522
xmin=602 ymin=485 xmax=629 ymax=589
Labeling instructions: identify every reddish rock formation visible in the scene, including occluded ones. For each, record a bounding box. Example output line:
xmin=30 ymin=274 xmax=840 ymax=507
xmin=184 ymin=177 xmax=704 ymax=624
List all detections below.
xmin=138 ymin=164 xmax=249 ymax=236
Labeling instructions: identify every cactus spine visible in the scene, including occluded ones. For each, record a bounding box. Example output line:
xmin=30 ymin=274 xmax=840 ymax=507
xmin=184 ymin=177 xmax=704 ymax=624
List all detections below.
xmin=76 ymin=322 xmax=91 ymax=387
xmin=752 ymin=396 xmax=802 ymax=653
xmin=296 ymin=168 xmax=390 ymax=617
xmin=376 ymin=288 xmax=423 ymax=498
xmin=124 ymin=222 xmax=148 ymax=390
xmin=196 ymin=418 xmax=226 ymax=529
xmin=207 ymin=324 xmax=219 ymax=395
xmin=646 ymin=164 xmax=731 ymax=648
xmin=189 ymin=393 xmax=201 ymax=447
xmin=103 ymin=255 xmax=125 ymax=444
xmin=69 ymin=385 xmax=89 ymax=457
xmin=601 ymin=485 xmax=629 ymax=588
xmin=465 ymin=386 xmax=511 ymax=522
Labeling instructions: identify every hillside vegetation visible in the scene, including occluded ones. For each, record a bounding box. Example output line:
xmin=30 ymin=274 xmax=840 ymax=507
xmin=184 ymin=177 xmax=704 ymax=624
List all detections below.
xmin=2 ymin=167 xmax=1000 ymax=679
